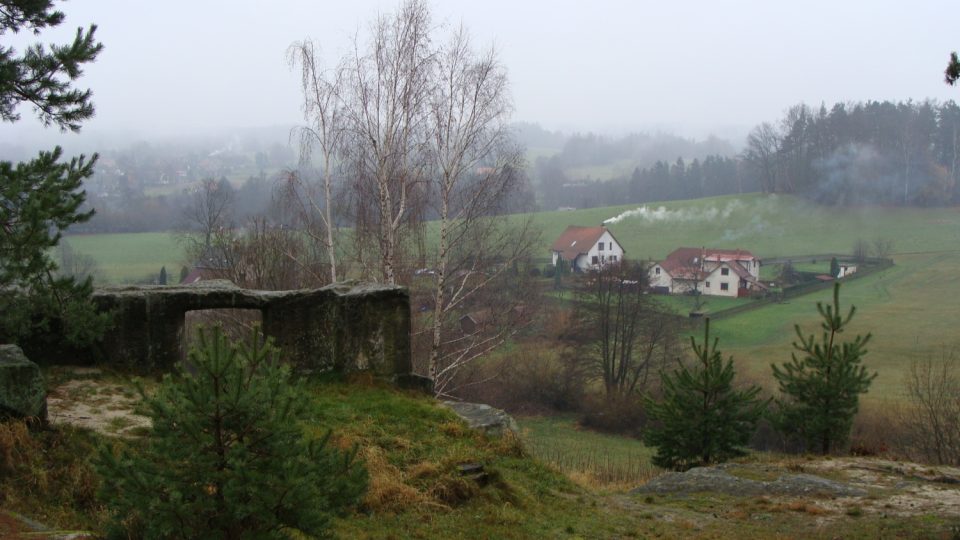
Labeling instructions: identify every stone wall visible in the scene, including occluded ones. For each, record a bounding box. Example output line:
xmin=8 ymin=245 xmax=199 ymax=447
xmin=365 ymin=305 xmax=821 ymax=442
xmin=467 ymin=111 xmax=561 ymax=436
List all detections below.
xmin=92 ymin=280 xmax=411 ymax=377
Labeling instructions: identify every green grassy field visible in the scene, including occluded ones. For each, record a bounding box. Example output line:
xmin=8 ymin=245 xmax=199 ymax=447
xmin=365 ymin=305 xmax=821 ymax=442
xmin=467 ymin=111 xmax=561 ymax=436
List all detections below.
xmin=526 ymin=193 xmax=960 ymax=261
xmin=711 ymin=251 xmax=960 ymax=407
xmin=62 ymin=233 xmax=185 ymax=284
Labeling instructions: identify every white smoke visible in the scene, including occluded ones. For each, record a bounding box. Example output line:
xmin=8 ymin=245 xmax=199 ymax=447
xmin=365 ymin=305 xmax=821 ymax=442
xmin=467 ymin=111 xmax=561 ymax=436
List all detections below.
xmin=603 ymin=200 xmax=746 ymax=225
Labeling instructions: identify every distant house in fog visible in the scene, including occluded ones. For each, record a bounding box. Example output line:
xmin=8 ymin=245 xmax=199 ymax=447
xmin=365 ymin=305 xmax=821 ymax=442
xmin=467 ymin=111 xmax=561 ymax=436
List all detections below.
xmin=180 ymin=245 xmax=230 ymax=284
xmin=649 ymin=247 xmax=763 ymax=297
xmin=550 ymin=225 xmax=624 ymax=272
xmin=838 ymin=263 xmax=858 ymax=279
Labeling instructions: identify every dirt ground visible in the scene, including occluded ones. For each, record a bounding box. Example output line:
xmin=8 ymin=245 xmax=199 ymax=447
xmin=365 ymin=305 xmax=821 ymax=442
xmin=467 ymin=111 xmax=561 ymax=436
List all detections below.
xmin=46 ymin=367 xmax=150 ymax=437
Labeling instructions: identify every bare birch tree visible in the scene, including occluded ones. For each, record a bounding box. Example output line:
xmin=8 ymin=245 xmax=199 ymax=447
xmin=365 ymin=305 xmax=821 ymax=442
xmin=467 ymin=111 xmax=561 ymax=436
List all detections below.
xmin=287 ymin=40 xmax=345 ymax=283
xmin=340 ymin=0 xmax=433 ymax=285
xmin=425 ymin=26 xmax=530 ymax=390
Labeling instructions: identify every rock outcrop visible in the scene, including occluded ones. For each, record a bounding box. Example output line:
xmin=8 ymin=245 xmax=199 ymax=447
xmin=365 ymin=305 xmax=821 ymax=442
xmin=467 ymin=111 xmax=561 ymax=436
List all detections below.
xmin=443 ymin=401 xmax=518 ymax=436
xmin=0 ymin=345 xmax=47 ymax=421
xmin=632 ymin=464 xmax=868 ymax=498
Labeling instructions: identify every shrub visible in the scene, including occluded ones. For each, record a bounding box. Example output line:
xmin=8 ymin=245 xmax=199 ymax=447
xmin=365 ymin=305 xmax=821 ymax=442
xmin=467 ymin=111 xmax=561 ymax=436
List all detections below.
xmin=771 ymin=283 xmax=875 ymax=454
xmin=0 ymin=420 xmax=102 ymax=529
xmin=645 ymin=319 xmax=766 ymax=470
xmin=96 ymin=326 xmax=367 ymax=539
xmin=580 ymin=393 xmax=648 ymax=437
xmin=897 ymin=352 xmax=960 ymax=465
xmin=451 ymin=345 xmax=586 ymax=414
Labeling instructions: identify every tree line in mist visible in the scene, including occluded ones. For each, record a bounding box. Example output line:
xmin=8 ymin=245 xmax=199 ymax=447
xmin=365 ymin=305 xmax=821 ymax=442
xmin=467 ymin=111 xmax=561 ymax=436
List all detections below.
xmin=535 ymin=99 xmax=960 ymax=211
xmin=744 ymin=100 xmax=960 ymax=205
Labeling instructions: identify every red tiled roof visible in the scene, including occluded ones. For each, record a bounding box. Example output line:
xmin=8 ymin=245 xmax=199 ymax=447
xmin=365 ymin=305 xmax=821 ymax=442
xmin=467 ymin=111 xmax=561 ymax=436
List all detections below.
xmin=727 ymin=260 xmax=754 ymax=281
xmin=551 ymin=226 xmax=620 ymax=261
xmin=659 ymin=247 xmax=756 ymax=281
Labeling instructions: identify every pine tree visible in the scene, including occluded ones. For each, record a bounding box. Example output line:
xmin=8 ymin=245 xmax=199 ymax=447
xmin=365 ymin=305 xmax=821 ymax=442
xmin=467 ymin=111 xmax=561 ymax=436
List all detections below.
xmin=0 ymin=1 xmax=107 ymax=350
xmin=771 ymin=283 xmax=876 ymax=454
xmin=830 ymin=257 xmax=840 ymax=279
xmin=158 ymin=265 xmax=167 ymax=285
xmin=645 ymin=319 xmax=766 ymax=471
xmin=554 ymin=256 xmax=566 ymax=290
xmin=97 ymin=326 xmax=367 ymax=539
xmin=946 ymin=51 xmax=960 ymax=86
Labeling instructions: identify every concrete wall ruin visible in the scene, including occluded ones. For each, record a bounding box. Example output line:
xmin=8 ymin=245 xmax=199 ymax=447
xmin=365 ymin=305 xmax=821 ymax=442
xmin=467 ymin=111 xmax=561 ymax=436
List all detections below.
xmin=92 ymin=280 xmax=412 ymax=378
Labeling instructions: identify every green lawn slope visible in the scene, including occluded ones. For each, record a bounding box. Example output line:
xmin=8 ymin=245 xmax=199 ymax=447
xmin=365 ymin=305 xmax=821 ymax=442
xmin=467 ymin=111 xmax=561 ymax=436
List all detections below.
xmin=528 ymin=193 xmax=960 ymax=261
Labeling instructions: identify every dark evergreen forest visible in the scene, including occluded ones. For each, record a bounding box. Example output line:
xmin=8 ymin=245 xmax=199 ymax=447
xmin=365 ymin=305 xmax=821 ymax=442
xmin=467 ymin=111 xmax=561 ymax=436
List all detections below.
xmin=534 ymin=100 xmax=960 ymax=209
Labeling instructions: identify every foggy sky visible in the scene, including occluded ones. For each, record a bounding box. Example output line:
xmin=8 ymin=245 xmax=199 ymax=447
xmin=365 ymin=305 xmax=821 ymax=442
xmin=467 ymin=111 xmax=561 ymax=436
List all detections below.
xmin=2 ymin=0 xmax=958 ymax=148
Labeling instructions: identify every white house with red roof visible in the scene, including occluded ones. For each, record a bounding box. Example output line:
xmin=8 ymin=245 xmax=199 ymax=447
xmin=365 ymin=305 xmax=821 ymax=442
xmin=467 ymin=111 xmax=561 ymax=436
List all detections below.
xmin=551 ymin=225 xmax=625 ymax=272
xmin=649 ymin=247 xmax=762 ymax=297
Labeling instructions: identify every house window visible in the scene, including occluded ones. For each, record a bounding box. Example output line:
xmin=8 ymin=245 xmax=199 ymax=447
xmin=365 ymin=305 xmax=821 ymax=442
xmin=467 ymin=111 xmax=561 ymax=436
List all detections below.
xmin=611 ymin=255 xmax=617 ymax=262
xmin=705 ymin=281 xmax=711 ymax=288
xmin=655 ymin=267 xmax=661 ymax=275
xmin=598 ymin=242 xmax=605 ymax=251
xmin=720 ymin=282 xmax=729 ymax=291
xmin=592 ymin=255 xmax=598 ymax=264
xmin=721 ymin=268 xmax=729 ymax=276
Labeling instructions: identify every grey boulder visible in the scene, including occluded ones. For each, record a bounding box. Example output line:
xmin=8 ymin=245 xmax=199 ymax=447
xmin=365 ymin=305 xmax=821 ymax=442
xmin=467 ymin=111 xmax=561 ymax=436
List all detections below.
xmin=0 ymin=345 xmax=47 ymax=422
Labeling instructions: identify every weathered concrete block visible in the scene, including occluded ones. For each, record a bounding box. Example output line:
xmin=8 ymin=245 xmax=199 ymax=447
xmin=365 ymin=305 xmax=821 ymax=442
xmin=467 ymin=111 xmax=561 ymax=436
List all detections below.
xmin=261 ymin=282 xmax=412 ymax=376
xmin=0 ymin=345 xmax=47 ymax=421
xmin=93 ymin=280 xmax=413 ymax=380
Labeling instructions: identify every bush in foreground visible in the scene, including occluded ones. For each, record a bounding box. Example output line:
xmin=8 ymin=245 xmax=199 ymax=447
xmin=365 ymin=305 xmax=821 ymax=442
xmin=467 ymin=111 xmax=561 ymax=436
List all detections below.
xmin=97 ymin=326 xmax=366 ymax=539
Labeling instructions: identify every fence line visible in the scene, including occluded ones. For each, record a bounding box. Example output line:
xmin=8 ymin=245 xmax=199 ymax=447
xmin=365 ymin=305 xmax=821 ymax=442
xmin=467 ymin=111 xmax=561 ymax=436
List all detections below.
xmin=707 ymin=258 xmax=894 ymax=321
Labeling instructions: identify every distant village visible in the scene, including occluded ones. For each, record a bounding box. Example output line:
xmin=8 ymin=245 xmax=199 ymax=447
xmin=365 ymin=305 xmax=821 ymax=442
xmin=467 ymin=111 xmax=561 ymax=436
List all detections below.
xmin=550 ymin=224 xmax=861 ymax=298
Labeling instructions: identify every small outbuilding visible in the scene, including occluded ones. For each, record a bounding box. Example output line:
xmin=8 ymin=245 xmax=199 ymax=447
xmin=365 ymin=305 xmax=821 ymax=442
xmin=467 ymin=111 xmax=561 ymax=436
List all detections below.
xmin=838 ymin=263 xmax=858 ymax=279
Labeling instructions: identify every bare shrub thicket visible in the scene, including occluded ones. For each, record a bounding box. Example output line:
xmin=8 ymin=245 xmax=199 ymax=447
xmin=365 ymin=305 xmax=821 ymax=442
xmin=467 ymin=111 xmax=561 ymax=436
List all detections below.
xmin=848 ymin=401 xmax=899 ymax=457
xmin=451 ymin=344 xmax=588 ymax=414
xmin=181 ymin=309 xmax=263 ymax=361
xmin=897 ymin=352 xmax=960 ymax=465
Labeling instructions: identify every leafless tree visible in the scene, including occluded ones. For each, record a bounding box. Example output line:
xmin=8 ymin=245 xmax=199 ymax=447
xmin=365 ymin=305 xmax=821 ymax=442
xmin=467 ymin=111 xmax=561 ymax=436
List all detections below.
xmin=852 ymin=238 xmax=870 ymax=262
xmin=180 ymin=177 xmax=234 ymax=251
xmin=744 ymin=122 xmax=781 ymax=194
xmin=55 ymin=240 xmax=101 ymax=283
xmin=427 ymin=217 xmax=541 ymax=397
xmin=287 ymin=40 xmax=346 ymax=283
xmin=424 ymin=26 xmax=529 ymax=386
xmin=900 ymin=351 xmax=960 ymax=465
xmin=339 ymin=0 xmax=433 ymax=285
xmin=573 ymin=261 xmax=679 ymax=399
xmin=871 ymin=237 xmax=895 ymax=259
xmin=204 ymin=216 xmax=324 ymax=291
